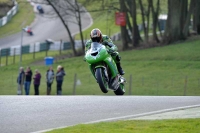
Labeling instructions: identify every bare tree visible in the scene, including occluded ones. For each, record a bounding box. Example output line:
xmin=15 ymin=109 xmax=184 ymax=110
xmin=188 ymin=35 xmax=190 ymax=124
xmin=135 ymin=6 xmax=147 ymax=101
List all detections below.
xmin=149 ymin=0 xmax=160 ymax=43
xmin=119 ymin=0 xmax=129 ymax=50
xmin=139 ymin=0 xmax=149 ymax=42
xmin=129 ymin=0 xmax=141 ymax=47
xmin=46 ymin=0 xmax=79 ymax=55
xmin=32 ymin=0 xmax=90 ymax=56
xmin=60 ymin=0 xmax=86 ymax=54
xmin=193 ymin=0 xmax=200 ymax=34
xmin=182 ymin=0 xmax=195 ymax=37
xmin=164 ymin=0 xmax=196 ymax=44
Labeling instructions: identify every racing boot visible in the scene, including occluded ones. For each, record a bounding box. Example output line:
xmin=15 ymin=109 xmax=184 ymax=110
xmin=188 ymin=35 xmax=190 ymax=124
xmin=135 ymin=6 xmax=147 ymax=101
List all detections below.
xmin=116 ymin=62 xmax=125 ymax=75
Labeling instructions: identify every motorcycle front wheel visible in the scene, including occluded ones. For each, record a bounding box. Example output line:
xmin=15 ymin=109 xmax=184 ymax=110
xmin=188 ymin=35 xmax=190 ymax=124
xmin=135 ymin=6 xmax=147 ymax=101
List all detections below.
xmin=95 ymin=68 xmax=108 ymax=93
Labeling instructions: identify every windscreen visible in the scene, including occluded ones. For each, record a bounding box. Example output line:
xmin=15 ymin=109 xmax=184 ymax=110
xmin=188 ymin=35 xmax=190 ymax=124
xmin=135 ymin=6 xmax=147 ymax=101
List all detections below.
xmin=90 ymin=42 xmax=102 ymax=51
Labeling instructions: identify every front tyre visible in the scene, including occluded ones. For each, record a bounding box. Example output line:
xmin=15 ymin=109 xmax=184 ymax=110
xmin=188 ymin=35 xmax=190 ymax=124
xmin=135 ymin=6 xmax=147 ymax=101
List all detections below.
xmin=95 ymin=68 xmax=108 ymax=93
xmin=114 ymin=83 xmax=125 ymax=95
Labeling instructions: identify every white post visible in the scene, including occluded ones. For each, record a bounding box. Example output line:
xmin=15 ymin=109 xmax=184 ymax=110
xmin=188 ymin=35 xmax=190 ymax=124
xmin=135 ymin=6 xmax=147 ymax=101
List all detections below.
xmin=20 ymin=29 xmax=23 ymax=67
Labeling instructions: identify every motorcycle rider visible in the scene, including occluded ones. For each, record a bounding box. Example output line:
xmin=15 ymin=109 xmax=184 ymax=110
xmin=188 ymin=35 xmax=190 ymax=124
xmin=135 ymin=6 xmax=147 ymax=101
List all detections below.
xmin=85 ymin=28 xmax=125 ymax=75
xmin=23 ymin=26 xmax=33 ymax=35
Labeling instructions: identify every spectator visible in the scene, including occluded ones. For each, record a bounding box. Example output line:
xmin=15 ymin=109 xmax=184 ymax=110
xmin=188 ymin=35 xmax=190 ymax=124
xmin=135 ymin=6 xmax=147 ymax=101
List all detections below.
xmin=24 ymin=66 xmax=32 ymax=95
xmin=46 ymin=66 xmax=54 ymax=95
xmin=33 ymin=69 xmax=41 ymax=95
xmin=56 ymin=65 xmax=65 ymax=95
xmin=17 ymin=67 xmax=25 ymax=95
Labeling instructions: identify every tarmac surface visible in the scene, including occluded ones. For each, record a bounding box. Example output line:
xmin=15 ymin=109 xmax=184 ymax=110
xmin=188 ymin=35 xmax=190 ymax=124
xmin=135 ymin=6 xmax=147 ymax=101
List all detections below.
xmin=1 ymin=96 xmax=200 ymax=133
xmin=0 ymin=1 xmax=92 ymax=49
xmin=130 ymin=107 xmax=200 ymax=120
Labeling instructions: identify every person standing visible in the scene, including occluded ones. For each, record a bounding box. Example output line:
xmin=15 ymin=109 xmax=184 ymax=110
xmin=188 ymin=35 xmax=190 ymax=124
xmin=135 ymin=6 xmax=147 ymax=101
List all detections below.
xmin=46 ymin=66 xmax=54 ymax=95
xmin=33 ymin=69 xmax=41 ymax=95
xmin=17 ymin=67 xmax=25 ymax=95
xmin=56 ymin=65 xmax=65 ymax=95
xmin=24 ymin=66 xmax=32 ymax=95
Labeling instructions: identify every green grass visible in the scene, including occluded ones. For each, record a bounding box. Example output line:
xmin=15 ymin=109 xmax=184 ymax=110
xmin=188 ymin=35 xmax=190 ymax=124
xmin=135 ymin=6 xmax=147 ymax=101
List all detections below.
xmin=1 ymin=1 xmax=198 ymax=96
xmin=0 ymin=0 xmax=11 ymax=2
xmin=0 ymin=37 xmax=200 ymax=95
xmin=0 ymin=0 xmax=35 ymax=38
xmin=0 ymin=50 xmax=73 ymax=66
xmin=46 ymin=118 xmax=200 ymax=133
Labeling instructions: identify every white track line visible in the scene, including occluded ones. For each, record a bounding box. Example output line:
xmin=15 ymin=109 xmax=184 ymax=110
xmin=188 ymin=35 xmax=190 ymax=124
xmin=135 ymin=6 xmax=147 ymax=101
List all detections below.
xmin=31 ymin=104 xmax=200 ymax=133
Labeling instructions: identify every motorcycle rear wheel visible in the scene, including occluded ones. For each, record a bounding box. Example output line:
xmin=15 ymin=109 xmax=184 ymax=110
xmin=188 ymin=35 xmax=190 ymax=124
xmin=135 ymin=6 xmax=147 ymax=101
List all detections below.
xmin=95 ymin=68 xmax=108 ymax=93
xmin=114 ymin=83 xmax=125 ymax=95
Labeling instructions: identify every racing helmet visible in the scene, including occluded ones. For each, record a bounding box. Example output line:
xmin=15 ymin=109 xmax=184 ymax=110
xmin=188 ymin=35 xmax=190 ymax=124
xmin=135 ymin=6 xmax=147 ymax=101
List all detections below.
xmin=90 ymin=28 xmax=102 ymax=42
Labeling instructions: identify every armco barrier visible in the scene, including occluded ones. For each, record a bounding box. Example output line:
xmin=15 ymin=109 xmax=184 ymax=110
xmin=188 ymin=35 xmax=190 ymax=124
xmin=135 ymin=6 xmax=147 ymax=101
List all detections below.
xmin=0 ymin=48 xmax=10 ymax=57
xmin=22 ymin=45 xmax=30 ymax=54
xmin=63 ymin=42 xmax=71 ymax=50
xmin=0 ymin=1 xmax=18 ymax=27
xmin=40 ymin=42 xmax=50 ymax=51
xmin=0 ymin=18 xmax=2 ymax=27
xmin=1 ymin=41 xmax=72 ymax=56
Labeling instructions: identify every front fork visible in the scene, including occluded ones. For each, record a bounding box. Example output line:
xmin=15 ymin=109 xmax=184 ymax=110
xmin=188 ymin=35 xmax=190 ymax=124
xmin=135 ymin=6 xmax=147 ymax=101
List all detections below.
xmin=89 ymin=64 xmax=109 ymax=82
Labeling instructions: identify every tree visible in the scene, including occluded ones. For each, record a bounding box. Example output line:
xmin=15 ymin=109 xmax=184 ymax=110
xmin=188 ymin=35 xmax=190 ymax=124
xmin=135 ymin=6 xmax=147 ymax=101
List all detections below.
xmin=46 ymin=0 xmax=77 ymax=55
xmin=149 ymin=0 xmax=160 ymax=43
xmin=182 ymin=0 xmax=195 ymax=37
xmin=164 ymin=0 xmax=181 ymax=43
xmin=127 ymin=0 xmax=141 ymax=47
xmin=192 ymin=0 xmax=200 ymax=34
xmin=164 ymin=0 xmax=196 ymax=44
xmin=61 ymin=0 xmax=86 ymax=54
xmin=119 ymin=0 xmax=129 ymax=50
xmin=139 ymin=0 xmax=149 ymax=42
xmin=33 ymin=0 xmax=89 ymax=56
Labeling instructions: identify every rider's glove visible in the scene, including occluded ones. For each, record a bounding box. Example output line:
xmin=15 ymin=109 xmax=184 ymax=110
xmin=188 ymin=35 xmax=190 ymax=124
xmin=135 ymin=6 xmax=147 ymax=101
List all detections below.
xmin=107 ymin=48 xmax=115 ymax=53
xmin=102 ymin=41 xmax=109 ymax=45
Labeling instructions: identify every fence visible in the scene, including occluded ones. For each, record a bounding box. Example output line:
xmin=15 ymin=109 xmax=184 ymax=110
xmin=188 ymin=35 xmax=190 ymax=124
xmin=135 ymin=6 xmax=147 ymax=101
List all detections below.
xmin=0 ymin=1 xmax=18 ymax=27
xmin=2 ymin=73 xmax=200 ymax=95
xmin=0 ymin=40 xmax=71 ymax=66
xmin=69 ymin=74 xmax=200 ymax=96
xmin=126 ymin=75 xmax=200 ymax=96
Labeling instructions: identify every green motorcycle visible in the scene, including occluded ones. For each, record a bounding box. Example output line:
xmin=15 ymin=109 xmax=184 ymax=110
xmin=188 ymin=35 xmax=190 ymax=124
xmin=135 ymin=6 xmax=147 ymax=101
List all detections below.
xmin=85 ymin=42 xmax=126 ymax=95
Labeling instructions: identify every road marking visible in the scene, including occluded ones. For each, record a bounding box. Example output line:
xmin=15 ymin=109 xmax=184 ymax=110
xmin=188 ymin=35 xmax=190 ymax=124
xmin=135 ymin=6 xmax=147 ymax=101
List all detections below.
xmin=31 ymin=104 xmax=200 ymax=133
xmin=84 ymin=104 xmax=200 ymax=124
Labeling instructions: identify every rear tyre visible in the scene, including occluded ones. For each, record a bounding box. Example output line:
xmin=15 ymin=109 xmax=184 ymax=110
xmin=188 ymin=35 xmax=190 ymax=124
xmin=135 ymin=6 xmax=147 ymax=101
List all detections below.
xmin=29 ymin=32 xmax=33 ymax=36
xmin=95 ymin=68 xmax=108 ymax=93
xmin=114 ymin=83 xmax=125 ymax=95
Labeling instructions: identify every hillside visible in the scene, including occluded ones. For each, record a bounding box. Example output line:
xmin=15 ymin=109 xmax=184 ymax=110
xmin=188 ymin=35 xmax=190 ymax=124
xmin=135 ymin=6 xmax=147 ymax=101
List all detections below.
xmin=0 ymin=36 xmax=200 ymax=95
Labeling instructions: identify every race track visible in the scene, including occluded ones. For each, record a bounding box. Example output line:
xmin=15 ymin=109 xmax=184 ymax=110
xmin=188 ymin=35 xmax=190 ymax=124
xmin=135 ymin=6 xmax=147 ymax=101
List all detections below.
xmin=0 ymin=1 xmax=92 ymax=49
xmin=0 ymin=96 xmax=200 ymax=133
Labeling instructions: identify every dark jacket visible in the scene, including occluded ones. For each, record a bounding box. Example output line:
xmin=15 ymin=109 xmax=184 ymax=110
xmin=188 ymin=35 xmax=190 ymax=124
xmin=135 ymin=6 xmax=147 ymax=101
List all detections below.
xmin=17 ymin=71 xmax=25 ymax=84
xmin=33 ymin=73 xmax=41 ymax=85
xmin=56 ymin=70 xmax=65 ymax=81
xmin=25 ymin=70 xmax=32 ymax=82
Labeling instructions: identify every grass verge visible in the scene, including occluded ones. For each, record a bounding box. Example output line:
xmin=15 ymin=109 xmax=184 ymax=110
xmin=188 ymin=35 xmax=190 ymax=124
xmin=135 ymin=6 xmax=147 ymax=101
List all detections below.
xmin=46 ymin=118 xmax=200 ymax=133
xmin=0 ymin=37 xmax=200 ymax=95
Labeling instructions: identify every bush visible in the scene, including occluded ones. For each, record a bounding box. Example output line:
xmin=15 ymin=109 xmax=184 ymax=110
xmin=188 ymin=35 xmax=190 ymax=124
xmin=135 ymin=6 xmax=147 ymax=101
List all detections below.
xmin=0 ymin=1 xmax=14 ymax=17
